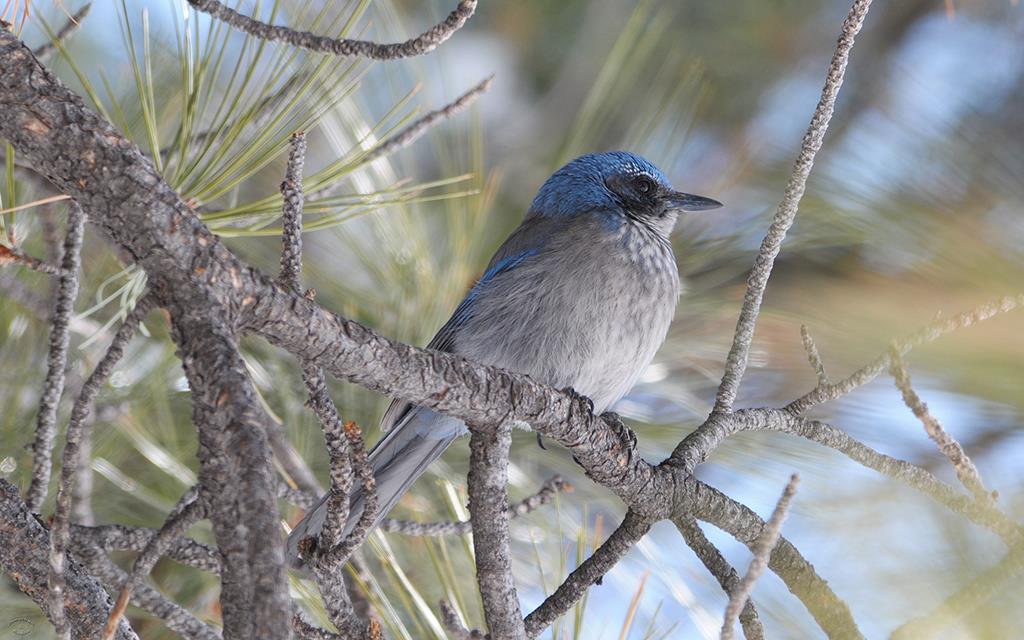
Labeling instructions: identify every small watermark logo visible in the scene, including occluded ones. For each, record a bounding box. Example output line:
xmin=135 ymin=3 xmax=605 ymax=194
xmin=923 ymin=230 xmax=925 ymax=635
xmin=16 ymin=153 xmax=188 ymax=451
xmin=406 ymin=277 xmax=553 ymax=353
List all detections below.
xmin=6 ymin=618 xmax=33 ymax=637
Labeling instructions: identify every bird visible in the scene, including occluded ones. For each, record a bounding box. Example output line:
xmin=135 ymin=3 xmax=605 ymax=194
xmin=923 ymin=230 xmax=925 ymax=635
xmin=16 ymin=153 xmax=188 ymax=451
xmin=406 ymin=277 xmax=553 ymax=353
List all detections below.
xmin=287 ymin=151 xmax=721 ymax=562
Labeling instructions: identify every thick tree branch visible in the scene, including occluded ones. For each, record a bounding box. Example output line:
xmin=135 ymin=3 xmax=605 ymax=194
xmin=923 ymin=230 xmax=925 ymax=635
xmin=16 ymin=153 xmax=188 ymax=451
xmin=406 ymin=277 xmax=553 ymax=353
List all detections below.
xmin=186 ymin=0 xmax=476 ymax=60
xmin=713 ymin=0 xmax=872 ymax=413
xmin=0 ymin=30 xmax=294 ymax=637
xmin=0 ymin=479 xmax=138 ymax=640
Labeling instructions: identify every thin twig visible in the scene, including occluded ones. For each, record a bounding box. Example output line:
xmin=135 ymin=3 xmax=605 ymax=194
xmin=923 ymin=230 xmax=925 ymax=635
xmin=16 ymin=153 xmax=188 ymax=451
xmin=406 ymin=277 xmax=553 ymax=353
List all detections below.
xmin=891 ymin=541 xmax=1024 ymax=639
xmin=315 ymin=401 xmax=355 ymax=553
xmin=187 ymin=0 xmax=476 ymax=59
xmin=48 ymin=295 xmax=153 ymax=639
xmin=889 ymin=347 xmax=992 ymax=503
xmin=32 ymin=3 xmax=92 ymax=59
xmin=70 ymin=523 xmax=222 ymax=574
xmin=380 ymin=475 xmax=569 ymax=536
xmin=440 ymin=600 xmax=488 ymax=639
xmin=310 ymin=75 xmax=493 ymax=201
xmin=74 ymin=543 xmax=221 ymax=640
xmin=800 ymin=324 xmax=829 ymax=385
xmin=524 ymin=510 xmax=651 ymax=638
xmin=721 ymin=474 xmax=800 ymax=640
xmin=320 ymin=421 xmax=378 ymax=562
xmin=274 ymin=136 xmax=373 ymax=635
xmin=104 ymin=487 xmax=206 ymax=639
xmin=467 ymin=422 xmax=526 ymax=639
xmin=0 ymin=243 xmax=67 ymax=274
xmin=278 ymin=131 xmax=306 ymax=290
xmin=786 ymin=293 xmax=1024 ymax=414
xmin=27 ymin=203 xmax=85 ymax=513
xmin=675 ymin=517 xmax=764 ymax=640
xmin=713 ymin=0 xmax=873 ymax=413
xmin=358 ymin=76 xmax=492 ymax=166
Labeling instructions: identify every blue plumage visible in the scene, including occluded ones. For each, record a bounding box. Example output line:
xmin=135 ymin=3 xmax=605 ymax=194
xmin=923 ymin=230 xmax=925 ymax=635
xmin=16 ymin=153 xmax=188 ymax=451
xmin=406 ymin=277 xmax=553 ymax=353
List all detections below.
xmin=287 ymin=152 xmax=721 ymax=561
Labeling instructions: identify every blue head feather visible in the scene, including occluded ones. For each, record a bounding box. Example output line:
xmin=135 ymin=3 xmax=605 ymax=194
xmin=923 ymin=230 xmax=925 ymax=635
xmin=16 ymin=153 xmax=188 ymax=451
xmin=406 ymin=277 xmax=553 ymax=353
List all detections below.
xmin=529 ymin=151 xmax=672 ymax=218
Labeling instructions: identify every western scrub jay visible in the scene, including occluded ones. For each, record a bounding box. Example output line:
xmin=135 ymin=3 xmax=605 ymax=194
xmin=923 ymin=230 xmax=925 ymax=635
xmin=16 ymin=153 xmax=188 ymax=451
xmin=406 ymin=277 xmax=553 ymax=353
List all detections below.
xmin=287 ymin=151 xmax=720 ymax=560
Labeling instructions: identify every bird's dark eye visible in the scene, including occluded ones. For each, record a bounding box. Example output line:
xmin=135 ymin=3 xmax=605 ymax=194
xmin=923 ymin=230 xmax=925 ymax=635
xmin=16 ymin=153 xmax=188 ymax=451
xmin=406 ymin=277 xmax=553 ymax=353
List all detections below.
xmin=634 ymin=176 xmax=655 ymax=194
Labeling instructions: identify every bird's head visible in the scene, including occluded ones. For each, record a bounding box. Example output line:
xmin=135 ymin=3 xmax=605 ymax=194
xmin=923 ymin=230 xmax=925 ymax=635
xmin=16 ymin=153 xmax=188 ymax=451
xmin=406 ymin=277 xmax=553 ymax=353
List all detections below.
xmin=528 ymin=151 xmax=721 ymax=234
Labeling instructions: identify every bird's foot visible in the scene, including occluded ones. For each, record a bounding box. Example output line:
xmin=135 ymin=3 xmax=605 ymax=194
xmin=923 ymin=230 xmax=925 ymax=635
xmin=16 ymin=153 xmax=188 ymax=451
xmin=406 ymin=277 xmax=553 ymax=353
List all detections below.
xmin=560 ymin=385 xmax=595 ymax=415
xmin=602 ymin=411 xmax=638 ymax=452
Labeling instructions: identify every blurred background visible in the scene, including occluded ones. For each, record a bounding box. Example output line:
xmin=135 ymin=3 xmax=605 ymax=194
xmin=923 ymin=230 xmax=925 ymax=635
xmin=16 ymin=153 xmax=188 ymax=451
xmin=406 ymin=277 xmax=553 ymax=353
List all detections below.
xmin=2 ymin=0 xmax=1023 ymax=637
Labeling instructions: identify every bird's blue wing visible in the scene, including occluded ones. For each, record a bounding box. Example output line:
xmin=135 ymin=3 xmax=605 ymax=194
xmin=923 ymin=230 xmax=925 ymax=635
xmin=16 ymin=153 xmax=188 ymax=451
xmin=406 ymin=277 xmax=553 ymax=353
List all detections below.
xmin=379 ymin=246 xmax=542 ymax=432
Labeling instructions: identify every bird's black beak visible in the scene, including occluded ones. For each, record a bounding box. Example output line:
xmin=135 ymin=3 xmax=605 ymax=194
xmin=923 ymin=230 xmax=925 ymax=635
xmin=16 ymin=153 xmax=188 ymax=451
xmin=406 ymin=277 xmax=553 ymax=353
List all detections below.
xmin=665 ymin=191 xmax=723 ymax=212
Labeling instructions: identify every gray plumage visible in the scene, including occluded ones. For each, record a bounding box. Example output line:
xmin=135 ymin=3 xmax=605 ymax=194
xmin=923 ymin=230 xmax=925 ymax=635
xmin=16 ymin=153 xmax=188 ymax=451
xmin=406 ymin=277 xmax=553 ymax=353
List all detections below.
xmin=287 ymin=151 xmax=721 ymax=562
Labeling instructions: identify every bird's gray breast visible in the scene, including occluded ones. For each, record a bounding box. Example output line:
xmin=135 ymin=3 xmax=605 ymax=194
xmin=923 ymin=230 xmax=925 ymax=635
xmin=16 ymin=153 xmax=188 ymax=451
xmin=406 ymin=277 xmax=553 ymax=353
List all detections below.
xmin=453 ymin=216 xmax=679 ymax=413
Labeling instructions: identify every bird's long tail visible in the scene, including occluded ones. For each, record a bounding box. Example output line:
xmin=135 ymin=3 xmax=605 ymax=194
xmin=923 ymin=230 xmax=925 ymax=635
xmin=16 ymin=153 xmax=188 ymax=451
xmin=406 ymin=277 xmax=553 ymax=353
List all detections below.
xmin=286 ymin=407 xmax=460 ymax=565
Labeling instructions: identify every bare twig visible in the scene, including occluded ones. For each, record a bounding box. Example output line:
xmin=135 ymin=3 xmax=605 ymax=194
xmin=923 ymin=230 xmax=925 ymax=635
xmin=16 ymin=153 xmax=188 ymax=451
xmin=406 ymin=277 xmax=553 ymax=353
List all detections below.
xmin=889 ymin=347 xmax=992 ymax=503
xmin=48 ymin=295 xmax=153 ymax=639
xmin=358 ymin=76 xmax=492 ymax=166
xmin=721 ymin=474 xmax=800 ymax=640
xmin=675 ymin=516 xmax=763 ymax=640
xmin=800 ymin=324 xmax=830 ymax=385
xmin=187 ymin=0 xmax=476 ymax=59
xmin=891 ymin=542 xmax=1024 ymax=639
xmin=440 ymin=600 xmax=488 ymax=639
xmin=786 ymin=293 xmax=1024 ymax=414
xmin=27 ymin=203 xmax=85 ymax=513
xmin=467 ymin=422 xmax=526 ymax=639
xmin=0 ymin=243 xmax=67 ymax=274
xmin=714 ymin=0 xmax=872 ymax=413
xmin=70 ymin=523 xmax=222 ymax=574
xmin=33 ymin=3 xmax=92 ymax=59
xmin=278 ymin=131 xmax=307 ymax=290
xmin=323 ymin=421 xmax=378 ymax=561
xmin=74 ymin=543 xmax=220 ymax=640
xmin=691 ymin=479 xmax=862 ymax=639
xmin=524 ymin=510 xmax=651 ymax=638
xmin=104 ymin=486 xmax=206 ymax=639
xmin=310 ymin=75 xmax=494 ymax=201
xmin=380 ymin=475 xmax=569 ymax=536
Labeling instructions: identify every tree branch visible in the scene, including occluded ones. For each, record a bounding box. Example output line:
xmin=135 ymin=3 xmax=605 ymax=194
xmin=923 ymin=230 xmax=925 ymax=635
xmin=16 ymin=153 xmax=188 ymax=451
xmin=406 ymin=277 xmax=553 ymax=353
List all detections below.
xmin=74 ymin=542 xmax=221 ymax=640
xmin=720 ymin=474 xmax=799 ymax=640
xmin=104 ymin=487 xmax=206 ymax=639
xmin=32 ymin=3 xmax=92 ymax=60
xmin=889 ymin=347 xmax=992 ymax=503
xmin=0 ymin=479 xmax=139 ymax=640
xmin=674 ymin=517 xmax=763 ymax=640
xmin=786 ymin=294 xmax=1024 ymax=414
xmin=49 ymin=295 xmax=153 ymax=639
xmin=186 ymin=0 xmax=476 ymax=60
xmin=70 ymin=523 xmax=222 ymax=574
xmin=27 ymin=203 xmax=85 ymax=513
xmin=523 ymin=510 xmax=650 ymax=638
xmin=713 ymin=0 xmax=873 ymax=413
xmin=468 ymin=421 xmax=526 ymax=639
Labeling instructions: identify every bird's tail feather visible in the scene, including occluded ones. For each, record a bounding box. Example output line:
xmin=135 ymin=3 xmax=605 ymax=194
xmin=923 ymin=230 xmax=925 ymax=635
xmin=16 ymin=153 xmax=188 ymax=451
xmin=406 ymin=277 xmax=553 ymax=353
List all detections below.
xmin=286 ymin=407 xmax=459 ymax=565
